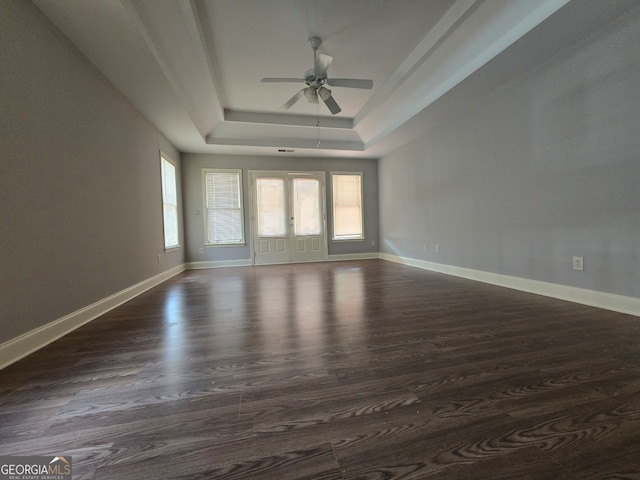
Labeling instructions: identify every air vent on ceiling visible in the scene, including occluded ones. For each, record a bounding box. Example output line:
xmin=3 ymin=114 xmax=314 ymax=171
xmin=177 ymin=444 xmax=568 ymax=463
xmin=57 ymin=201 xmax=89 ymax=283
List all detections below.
xmin=278 ymin=149 xmax=294 ymax=153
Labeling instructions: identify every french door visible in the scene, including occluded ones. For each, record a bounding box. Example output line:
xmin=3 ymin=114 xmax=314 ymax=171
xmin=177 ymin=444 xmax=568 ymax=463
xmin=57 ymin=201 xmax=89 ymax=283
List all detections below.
xmin=250 ymin=171 xmax=327 ymax=265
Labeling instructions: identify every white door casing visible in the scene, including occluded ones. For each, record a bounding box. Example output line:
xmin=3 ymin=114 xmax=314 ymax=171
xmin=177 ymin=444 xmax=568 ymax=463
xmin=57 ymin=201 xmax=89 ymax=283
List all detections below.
xmin=250 ymin=171 xmax=327 ymax=265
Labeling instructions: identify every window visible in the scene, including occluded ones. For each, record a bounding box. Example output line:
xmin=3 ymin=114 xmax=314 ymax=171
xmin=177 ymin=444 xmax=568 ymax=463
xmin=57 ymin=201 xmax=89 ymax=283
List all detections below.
xmin=160 ymin=154 xmax=179 ymax=249
xmin=332 ymin=173 xmax=363 ymax=240
xmin=204 ymin=169 xmax=244 ymax=244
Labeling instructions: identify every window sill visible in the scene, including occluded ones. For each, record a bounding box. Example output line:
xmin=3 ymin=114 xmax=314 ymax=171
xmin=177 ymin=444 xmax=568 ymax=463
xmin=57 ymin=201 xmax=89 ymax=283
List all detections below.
xmin=332 ymin=237 xmax=365 ymax=242
xmin=205 ymin=243 xmax=247 ymax=247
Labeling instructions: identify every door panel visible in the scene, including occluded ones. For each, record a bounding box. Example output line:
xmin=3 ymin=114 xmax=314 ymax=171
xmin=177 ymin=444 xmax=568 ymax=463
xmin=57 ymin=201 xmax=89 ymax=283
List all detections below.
xmin=290 ymin=177 xmax=325 ymax=263
xmin=253 ymin=174 xmax=290 ymax=265
xmin=251 ymin=171 xmax=326 ymax=265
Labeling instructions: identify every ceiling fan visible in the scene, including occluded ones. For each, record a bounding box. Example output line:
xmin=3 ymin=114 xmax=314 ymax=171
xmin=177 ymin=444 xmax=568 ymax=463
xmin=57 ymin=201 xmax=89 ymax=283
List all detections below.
xmin=261 ymin=37 xmax=373 ymax=115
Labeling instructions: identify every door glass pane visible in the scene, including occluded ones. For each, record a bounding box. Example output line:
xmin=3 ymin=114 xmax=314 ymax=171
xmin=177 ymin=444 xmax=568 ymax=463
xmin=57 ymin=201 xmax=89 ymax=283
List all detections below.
xmin=293 ymin=178 xmax=321 ymax=236
xmin=257 ymin=178 xmax=286 ymax=237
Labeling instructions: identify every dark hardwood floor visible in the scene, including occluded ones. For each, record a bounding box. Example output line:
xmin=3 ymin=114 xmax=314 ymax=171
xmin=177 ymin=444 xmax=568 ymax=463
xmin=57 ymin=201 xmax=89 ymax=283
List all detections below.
xmin=1 ymin=259 xmax=640 ymax=479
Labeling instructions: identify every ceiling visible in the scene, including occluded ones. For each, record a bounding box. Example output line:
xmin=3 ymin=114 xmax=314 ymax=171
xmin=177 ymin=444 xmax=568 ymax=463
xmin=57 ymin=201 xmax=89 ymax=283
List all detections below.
xmin=32 ymin=0 xmax=577 ymax=158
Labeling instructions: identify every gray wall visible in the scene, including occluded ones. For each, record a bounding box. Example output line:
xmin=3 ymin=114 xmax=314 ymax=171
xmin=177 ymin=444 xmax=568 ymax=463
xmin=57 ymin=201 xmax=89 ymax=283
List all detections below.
xmin=182 ymin=154 xmax=379 ymax=263
xmin=379 ymin=4 xmax=640 ymax=298
xmin=0 ymin=1 xmax=184 ymax=345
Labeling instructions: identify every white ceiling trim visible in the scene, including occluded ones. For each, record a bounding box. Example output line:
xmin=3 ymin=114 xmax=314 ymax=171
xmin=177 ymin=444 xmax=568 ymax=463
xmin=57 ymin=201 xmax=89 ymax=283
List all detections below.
xmin=206 ymin=136 xmax=364 ymax=152
xmin=121 ymin=0 xmax=224 ymax=140
xmin=185 ymin=0 xmax=229 ymax=114
xmin=224 ymin=110 xmax=354 ymax=130
xmin=356 ymin=0 xmax=571 ymax=148
xmin=355 ymin=0 xmax=479 ymax=128
xmin=32 ymin=0 xmax=576 ymax=158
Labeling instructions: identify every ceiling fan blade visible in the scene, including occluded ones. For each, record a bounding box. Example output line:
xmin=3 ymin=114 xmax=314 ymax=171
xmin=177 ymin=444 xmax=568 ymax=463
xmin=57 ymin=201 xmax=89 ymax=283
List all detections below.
xmin=318 ymin=87 xmax=341 ymax=114
xmin=314 ymin=53 xmax=333 ymax=78
xmin=327 ymin=78 xmax=373 ymax=89
xmin=322 ymin=94 xmax=341 ymax=115
xmin=261 ymin=77 xmax=305 ymax=83
xmin=279 ymin=89 xmax=305 ymax=111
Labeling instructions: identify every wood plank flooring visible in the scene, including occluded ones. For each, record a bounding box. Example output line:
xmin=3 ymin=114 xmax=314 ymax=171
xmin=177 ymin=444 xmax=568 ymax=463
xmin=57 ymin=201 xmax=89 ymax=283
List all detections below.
xmin=1 ymin=259 xmax=640 ymax=479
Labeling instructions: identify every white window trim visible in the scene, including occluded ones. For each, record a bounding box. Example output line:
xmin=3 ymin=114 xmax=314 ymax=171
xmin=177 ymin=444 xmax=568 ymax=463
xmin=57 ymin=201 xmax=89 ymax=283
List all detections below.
xmin=331 ymin=171 xmax=365 ymax=242
xmin=160 ymin=152 xmax=181 ymax=251
xmin=203 ymin=168 xmax=245 ymax=246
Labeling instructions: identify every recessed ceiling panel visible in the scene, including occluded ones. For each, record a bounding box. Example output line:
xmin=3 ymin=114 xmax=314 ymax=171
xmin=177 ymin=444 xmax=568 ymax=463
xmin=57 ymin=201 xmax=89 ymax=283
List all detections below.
xmin=197 ymin=0 xmax=456 ymax=118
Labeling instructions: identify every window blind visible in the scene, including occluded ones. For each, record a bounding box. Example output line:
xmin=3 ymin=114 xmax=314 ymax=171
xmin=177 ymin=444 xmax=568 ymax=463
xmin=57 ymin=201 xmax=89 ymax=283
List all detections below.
xmin=205 ymin=170 xmax=244 ymax=244
xmin=332 ymin=174 xmax=363 ymax=239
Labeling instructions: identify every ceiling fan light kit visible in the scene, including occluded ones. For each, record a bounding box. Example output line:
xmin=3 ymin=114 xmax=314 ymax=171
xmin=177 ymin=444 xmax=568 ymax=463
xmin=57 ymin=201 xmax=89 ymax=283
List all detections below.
xmin=261 ymin=36 xmax=373 ymax=115
xmin=303 ymin=86 xmax=318 ymax=103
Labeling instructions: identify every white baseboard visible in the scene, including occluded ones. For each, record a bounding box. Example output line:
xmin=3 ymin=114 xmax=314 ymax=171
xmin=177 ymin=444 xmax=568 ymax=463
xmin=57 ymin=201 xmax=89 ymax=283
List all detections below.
xmin=186 ymin=259 xmax=253 ymax=269
xmin=380 ymin=253 xmax=640 ymax=318
xmin=327 ymin=252 xmax=381 ymax=262
xmin=0 ymin=265 xmax=185 ymax=371
xmin=187 ymin=254 xmax=380 ymax=268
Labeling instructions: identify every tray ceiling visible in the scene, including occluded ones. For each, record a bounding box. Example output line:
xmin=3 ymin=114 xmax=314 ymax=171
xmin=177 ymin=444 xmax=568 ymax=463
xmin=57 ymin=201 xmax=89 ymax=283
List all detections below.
xmin=33 ymin=0 xmax=585 ymax=158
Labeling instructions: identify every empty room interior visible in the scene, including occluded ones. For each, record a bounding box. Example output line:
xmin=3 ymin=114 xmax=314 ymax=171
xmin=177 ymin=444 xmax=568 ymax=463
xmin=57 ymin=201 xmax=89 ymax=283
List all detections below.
xmin=2 ymin=0 xmax=640 ymax=478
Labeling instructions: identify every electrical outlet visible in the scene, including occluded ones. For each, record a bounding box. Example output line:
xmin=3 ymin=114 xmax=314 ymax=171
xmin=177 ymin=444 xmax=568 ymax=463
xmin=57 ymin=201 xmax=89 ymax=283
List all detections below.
xmin=435 ymin=244 xmax=440 ymax=253
xmin=423 ymin=243 xmax=428 ymax=252
xmin=371 ymin=240 xmax=376 ymax=247
xmin=572 ymin=256 xmax=584 ymax=271
xmin=198 ymin=247 xmax=204 ymax=255
xmin=157 ymin=254 xmax=162 ymax=264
